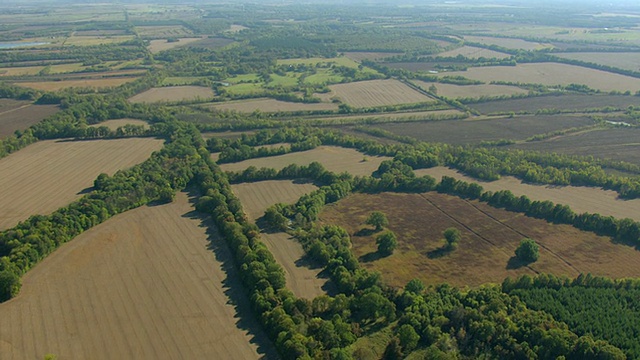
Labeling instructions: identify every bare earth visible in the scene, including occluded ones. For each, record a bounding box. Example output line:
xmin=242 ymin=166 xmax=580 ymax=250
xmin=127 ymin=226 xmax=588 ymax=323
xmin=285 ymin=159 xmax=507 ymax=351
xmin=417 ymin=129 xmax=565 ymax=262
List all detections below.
xmin=207 ymin=98 xmax=339 ymax=113
xmin=231 ymin=180 xmax=327 ymax=299
xmin=0 ymin=138 xmax=164 ymax=230
xmin=129 ymin=86 xmax=215 ymax=103
xmin=90 ymin=118 xmax=150 ymax=130
xmin=328 ymin=79 xmax=435 ymax=108
xmin=415 ymin=166 xmax=640 ymax=221
xmin=434 ymin=45 xmax=510 ymax=59
xmin=0 ymin=192 xmax=275 ymax=359
xmin=0 ymin=102 xmax=58 ymax=138
xmin=219 ymin=145 xmax=391 ymax=177
xmin=147 ymin=37 xmax=203 ymax=53
xmin=413 ymin=80 xmax=527 ymax=98
xmin=15 ymin=78 xmax=138 ymax=91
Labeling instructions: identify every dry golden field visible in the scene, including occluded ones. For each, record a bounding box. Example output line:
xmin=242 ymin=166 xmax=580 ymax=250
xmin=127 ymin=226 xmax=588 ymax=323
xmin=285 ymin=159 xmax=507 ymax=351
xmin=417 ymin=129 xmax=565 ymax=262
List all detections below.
xmin=128 ymin=86 xmax=215 ymax=103
xmin=15 ymin=77 xmax=138 ymax=91
xmin=434 ymin=45 xmax=511 ymax=59
xmin=413 ymin=80 xmax=527 ymax=98
xmin=328 ymin=79 xmax=436 ymax=108
xmin=0 ymin=138 xmax=164 ymax=230
xmin=207 ymin=98 xmax=339 ymax=113
xmin=147 ymin=37 xmax=203 ymax=53
xmin=90 ymin=118 xmax=150 ymax=130
xmin=555 ymin=52 xmax=640 ymax=72
xmin=0 ymin=192 xmax=275 ymax=359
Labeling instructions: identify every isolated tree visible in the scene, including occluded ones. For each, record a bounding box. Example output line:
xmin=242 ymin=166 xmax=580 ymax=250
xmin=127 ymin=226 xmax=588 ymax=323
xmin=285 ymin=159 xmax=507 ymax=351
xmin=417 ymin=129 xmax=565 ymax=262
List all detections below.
xmin=366 ymin=211 xmax=389 ymax=231
xmin=377 ymin=231 xmax=397 ymax=256
xmin=515 ymin=238 xmax=540 ymax=263
xmin=443 ymin=227 xmax=461 ymax=250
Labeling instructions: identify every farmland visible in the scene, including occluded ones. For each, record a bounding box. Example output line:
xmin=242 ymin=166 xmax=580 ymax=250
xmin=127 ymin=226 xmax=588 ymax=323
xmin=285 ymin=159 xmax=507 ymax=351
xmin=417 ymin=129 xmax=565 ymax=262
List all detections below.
xmin=555 ymin=52 xmax=640 ymax=72
xmin=469 ymin=94 xmax=640 ymax=114
xmin=0 ymin=102 xmax=58 ymax=137
xmin=327 ymin=79 xmax=436 ymax=108
xmin=0 ymin=192 xmax=274 ymax=359
xmin=463 ymin=35 xmax=552 ymax=50
xmin=0 ymin=138 xmax=164 ymax=230
xmin=413 ymin=80 xmax=527 ymax=99
xmin=320 ymin=192 xmax=640 ymax=288
xmin=15 ymin=78 xmax=139 ymax=91
xmin=433 ymin=45 xmax=510 ymax=59
xmin=206 ymin=98 xmax=338 ymax=113
xmin=89 ymin=118 xmax=149 ymax=130
xmin=147 ymin=37 xmax=203 ymax=53
xmin=343 ymin=52 xmax=402 ymax=62
xmin=128 ymin=86 xmax=215 ymax=103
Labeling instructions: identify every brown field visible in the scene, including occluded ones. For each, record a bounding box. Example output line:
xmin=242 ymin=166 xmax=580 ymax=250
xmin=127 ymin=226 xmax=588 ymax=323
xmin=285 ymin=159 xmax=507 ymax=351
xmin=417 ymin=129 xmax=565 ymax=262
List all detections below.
xmin=231 ymin=180 xmax=327 ymax=299
xmin=328 ymin=79 xmax=436 ymax=108
xmin=470 ymin=94 xmax=640 ymax=114
xmin=90 ymin=118 xmax=150 ymax=130
xmin=415 ymin=167 xmax=640 ymax=222
xmin=0 ymin=138 xmax=164 ymax=230
xmin=218 ymin=146 xmax=392 ymax=177
xmin=147 ymin=37 xmax=203 ymax=53
xmin=0 ymin=102 xmax=59 ymax=138
xmin=207 ymin=98 xmax=339 ymax=113
xmin=463 ymin=35 xmax=552 ymax=50
xmin=413 ymin=80 xmax=527 ymax=98
xmin=15 ymin=77 xmax=138 ymax=91
xmin=439 ymin=63 xmax=640 ymax=92
xmin=343 ymin=52 xmax=403 ymax=62
xmin=555 ymin=52 xmax=640 ymax=72
xmin=434 ymin=45 xmax=510 ymax=59
xmin=0 ymin=192 xmax=275 ymax=359
xmin=128 ymin=86 xmax=215 ymax=103
xmin=375 ymin=114 xmax=595 ymax=145
xmin=319 ymin=192 xmax=640 ymax=288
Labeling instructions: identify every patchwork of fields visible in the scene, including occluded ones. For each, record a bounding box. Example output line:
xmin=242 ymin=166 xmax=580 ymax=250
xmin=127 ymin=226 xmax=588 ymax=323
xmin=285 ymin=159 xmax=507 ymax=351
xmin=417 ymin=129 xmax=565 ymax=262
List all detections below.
xmin=328 ymin=79 xmax=436 ymax=108
xmin=207 ymin=98 xmax=339 ymax=113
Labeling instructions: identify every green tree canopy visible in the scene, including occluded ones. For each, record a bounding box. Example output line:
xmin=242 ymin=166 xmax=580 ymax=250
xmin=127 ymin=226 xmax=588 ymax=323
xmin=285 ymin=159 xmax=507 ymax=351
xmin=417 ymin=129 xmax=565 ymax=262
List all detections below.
xmin=376 ymin=231 xmax=397 ymax=256
xmin=366 ymin=211 xmax=389 ymax=231
xmin=515 ymin=238 xmax=540 ymax=263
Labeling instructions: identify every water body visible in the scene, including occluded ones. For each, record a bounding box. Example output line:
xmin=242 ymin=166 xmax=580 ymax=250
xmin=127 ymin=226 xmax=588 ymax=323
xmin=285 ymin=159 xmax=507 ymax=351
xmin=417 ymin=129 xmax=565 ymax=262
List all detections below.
xmin=0 ymin=42 xmax=49 ymax=49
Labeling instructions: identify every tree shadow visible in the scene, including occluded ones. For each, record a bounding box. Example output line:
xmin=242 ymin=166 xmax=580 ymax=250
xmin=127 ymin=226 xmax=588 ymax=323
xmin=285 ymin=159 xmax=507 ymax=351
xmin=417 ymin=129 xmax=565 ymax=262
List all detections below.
xmin=76 ymin=186 xmax=93 ymax=195
xmin=354 ymin=228 xmax=377 ymax=237
xmin=506 ymin=256 xmax=530 ymax=270
xmin=359 ymin=251 xmax=383 ymax=263
xmin=427 ymin=246 xmax=453 ymax=259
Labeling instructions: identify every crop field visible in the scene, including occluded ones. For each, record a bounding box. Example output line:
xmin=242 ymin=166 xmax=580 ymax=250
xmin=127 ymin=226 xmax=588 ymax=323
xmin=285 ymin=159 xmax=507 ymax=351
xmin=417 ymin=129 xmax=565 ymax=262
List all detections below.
xmin=319 ymin=192 xmax=640 ymax=288
xmin=470 ymin=94 xmax=640 ymax=114
xmin=440 ymin=63 xmax=640 ymax=92
xmin=415 ymin=167 xmax=640 ymax=222
xmin=135 ymin=25 xmax=193 ymax=38
xmin=555 ymin=52 xmax=640 ymax=72
xmin=128 ymin=86 xmax=215 ymax=103
xmin=147 ymin=37 xmax=203 ymax=53
xmin=185 ymin=37 xmax=235 ymax=49
xmin=62 ymin=35 xmax=135 ymax=46
xmin=206 ymin=98 xmax=339 ymax=113
xmin=90 ymin=118 xmax=149 ymax=130
xmin=328 ymin=79 xmax=436 ymax=108
xmin=433 ymin=45 xmax=510 ymax=59
xmin=305 ymin=109 xmax=464 ymax=123
xmin=218 ymin=146 xmax=392 ymax=177
xmin=463 ymin=35 xmax=552 ymax=50
xmin=0 ymin=138 xmax=164 ymax=230
xmin=0 ymin=103 xmax=59 ymax=138
xmin=0 ymin=192 xmax=274 ymax=359
xmin=15 ymin=77 xmax=139 ymax=91
xmin=375 ymin=114 xmax=595 ymax=144
xmin=343 ymin=52 xmax=402 ymax=62
xmin=0 ymin=66 xmax=42 ymax=76
xmin=277 ymin=57 xmax=361 ymax=68
xmin=413 ymin=80 xmax=527 ymax=98
xmin=230 ymin=180 xmax=327 ymax=299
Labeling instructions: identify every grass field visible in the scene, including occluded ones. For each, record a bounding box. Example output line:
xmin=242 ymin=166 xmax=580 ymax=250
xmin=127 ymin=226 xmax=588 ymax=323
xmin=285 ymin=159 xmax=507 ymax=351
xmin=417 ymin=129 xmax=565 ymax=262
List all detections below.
xmin=375 ymin=114 xmax=595 ymax=145
xmin=343 ymin=52 xmax=402 ymax=62
xmin=555 ymin=52 xmax=640 ymax=72
xmin=185 ymin=37 xmax=235 ymax=49
xmin=90 ymin=118 xmax=149 ymax=130
xmin=230 ymin=180 xmax=328 ymax=299
xmin=0 ymin=192 xmax=275 ymax=359
xmin=0 ymin=66 xmax=42 ymax=76
xmin=206 ymin=98 xmax=338 ymax=113
xmin=219 ymin=146 xmax=391 ymax=176
xmin=0 ymin=138 xmax=164 ymax=230
xmin=147 ymin=37 xmax=203 ymax=53
xmin=135 ymin=25 xmax=193 ymax=38
xmin=62 ymin=35 xmax=135 ymax=46
xmin=440 ymin=63 xmax=640 ymax=92
xmin=128 ymin=86 xmax=215 ymax=103
xmin=413 ymin=80 xmax=527 ymax=99
xmin=463 ymin=35 xmax=552 ymax=50
xmin=277 ymin=57 xmax=362 ymax=68
xmin=304 ymin=109 xmax=464 ymax=123
xmin=15 ymin=77 xmax=139 ymax=91
xmin=0 ymin=103 xmax=59 ymax=138
xmin=433 ymin=45 xmax=511 ymax=59
xmin=469 ymin=94 xmax=640 ymax=114
xmin=415 ymin=167 xmax=640 ymax=222
xmin=328 ymin=79 xmax=436 ymax=108
xmin=320 ymin=192 xmax=640 ymax=288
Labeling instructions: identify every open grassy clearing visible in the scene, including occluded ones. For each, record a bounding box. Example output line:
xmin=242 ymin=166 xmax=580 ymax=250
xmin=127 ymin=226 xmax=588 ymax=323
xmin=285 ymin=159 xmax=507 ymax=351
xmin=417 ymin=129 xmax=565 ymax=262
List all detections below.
xmin=415 ymin=167 xmax=640 ymax=222
xmin=128 ymin=86 xmax=215 ymax=103
xmin=15 ymin=77 xmax=138 ymax=91
xmin=328 ymin=79 xmax=436 ymax=108
xmin=555 ymin=52 xmax=640 ymax=72
xmin=277 ymin=57 xmax=361 ymax=68
xmin=135 ymin=25 xmax=193 ymax=38
xmin=413 ymin=80 xmax=527 ymax=98
xmin=226 ymin=24 xmax=249 ymax=33
xmin=161 ymin=76 xmax=205 ymax=86
xmin=470 ymin=94 xmax=640 ymax=114
xmin=0 ymin=66 xmax=42 ymax=76
xmin=185 ymin=37 xmax=235 ymax=49
xmin=218 ymin=146 xmax=391 ymax=177
xmin=206 ymin=98 xmax=339 ymax=113
xmin=0 ymin=103 xmax=59 ymax=138
xmin=440 ymin=63 xmax=640 ymax=92
xmin=0 ymin=138 xmax=164 ymax=231
xmin=89 ymin=118 xmax=149 ymax=130
xmin=147 ymin=37 xmax=203 ymax=53
xmin=0 ymin=192 xmax=275 ymax=360
xmin=343 ymin=52 xmax=402 ymax=62
xmin=433 ymin=45 xmax=510 ymax=59
xmin=230 ymin=180 xmax=327 ymax=299
xmin=375 ymin=114 xmax=595 ymax=145
xmin=62 ymin=35 xmax=135 ymax=46
xmin=320 ymin=192 xmax=640 ymax=288
xmin=463 ymin=35 xmax=552 ymax=50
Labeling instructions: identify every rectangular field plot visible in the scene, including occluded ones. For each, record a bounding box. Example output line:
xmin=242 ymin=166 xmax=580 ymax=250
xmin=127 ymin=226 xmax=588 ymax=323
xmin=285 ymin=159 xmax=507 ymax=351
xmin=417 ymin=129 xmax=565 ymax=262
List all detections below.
xmin=0 ymin=192 xmax=274 ymax=360
xmin=320 ymin=192 xmax=640 ymax=288
xmin=375 ymin=115 xmax=595 ymax=145
xmin=328 ymin=79 xmax=436 ymax=108
xmin=147 ymin=37 xmax=203 ymax=53
xmin=555 ymin=52 xmax=640 ymax=72
xmin=206 ymin=98 xmax=338 ymax=113
xmin=128 ymin=86 xmax=215 ymax=103
xmin=413 ymin=80 xmax=527 ymax=99
xmin=0 ymin=138 xmax=164 ymax=230
xmin=439 ymin=63 xmax=640 ymax=92
xmin=0 ymin=103 xmax=58 ymax=138
xmin=433 ymin=45 xmax=511 ymax=59
xmin=470 ymin=94 xmax=640 ymax=114
xmin=463 ymin=35 xmax=552 ymax=50
xmin=15 ymin=77 xmax=139 ymax=91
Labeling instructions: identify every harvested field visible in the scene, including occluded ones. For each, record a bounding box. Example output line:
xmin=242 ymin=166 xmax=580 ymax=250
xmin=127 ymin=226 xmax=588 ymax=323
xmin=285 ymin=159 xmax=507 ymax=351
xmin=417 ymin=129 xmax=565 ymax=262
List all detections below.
xmin=413 ymin=80 xmax=527 ymax=99
xmin=207 ymin=98 xmax=339 ymax=113
xmin=219 ymin=146 xmax=391 ymax=177
xmin=433 ymin=45 xmax=510 ymax=59
xmin=0 ymin=192 xmax=275 ymax=360
xmin=470 ymin=94 xmax=640 ymax=114
xmin=147 ymin=37 xmax=203 ymax=53
xmin=343 ymin=52 xmax=403 ymax=62
xmin=415 ymin=167 xmax=640 ymax=222
xmin=0 ymin=138 xmax=164 ymax=230
xmin=464 ymin=35 xmax=552 ymax=50
xmin=128 ymin=86 xmax=214 ymax=103
xmin=440 ymin=63 xmax=640 ymax=92
xmin=231 ymin=180 xmax=327 ymax=299
xmin=555 ymin=52 xmax=640 ymax=72
xmin=90 ymin=118 xmax=149 ymax=130
xmin=320 ymin=192 xmax=640 ymax=288
xmin=0 ymin=103 xmax=58 ymax=138
xmin=15 ymin=77 xmax=138 ymax=91
xmin=375 ymin=115 xmax=595 ymax=145
xmin=328 ymin=79 xmax=436 ymax=108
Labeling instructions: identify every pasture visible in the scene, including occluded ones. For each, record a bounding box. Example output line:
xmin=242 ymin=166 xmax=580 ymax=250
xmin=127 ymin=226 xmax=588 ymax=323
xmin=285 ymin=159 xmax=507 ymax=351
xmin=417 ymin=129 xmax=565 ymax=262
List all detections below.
xmin=463 ymin=35 xmax=552 ymax=50
xmin=413 ymin=80 xmax=527 ymax=99
xmin=0 ymin=192 xmax=274 ymax=359
xmin=555 ymin=52 xmax=640 ymax=72
xmin=206 ymin=98 xmax=338 ymax=113
xmin=185 ymin=37 xmax=235 ymax=49
xmin=343 ymin=52 xmax=402 ymax=62
xmin=469 ymin=94 xmax=640 ymax=114
xmin=15 ymin=77 xmax=138 ymax=91
xmin=0 ymin=138 xmax=164 ymax=230
xmin=0 ymin=102 xmax=59 ymax=138
xmin=320 ymin=192 xmax=640 ymax=288
xmin=328 ymin=79 xmax=436 ymax=108
xmin=433 ymin=45 xmax=510 ymax=59
xmin=128 ymin=86 xmax=215 ymax=103
xmin=147 ymin=37 xmax=203 ymax=53
xmin=135 ymin=25 xmax=193 ymax=38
